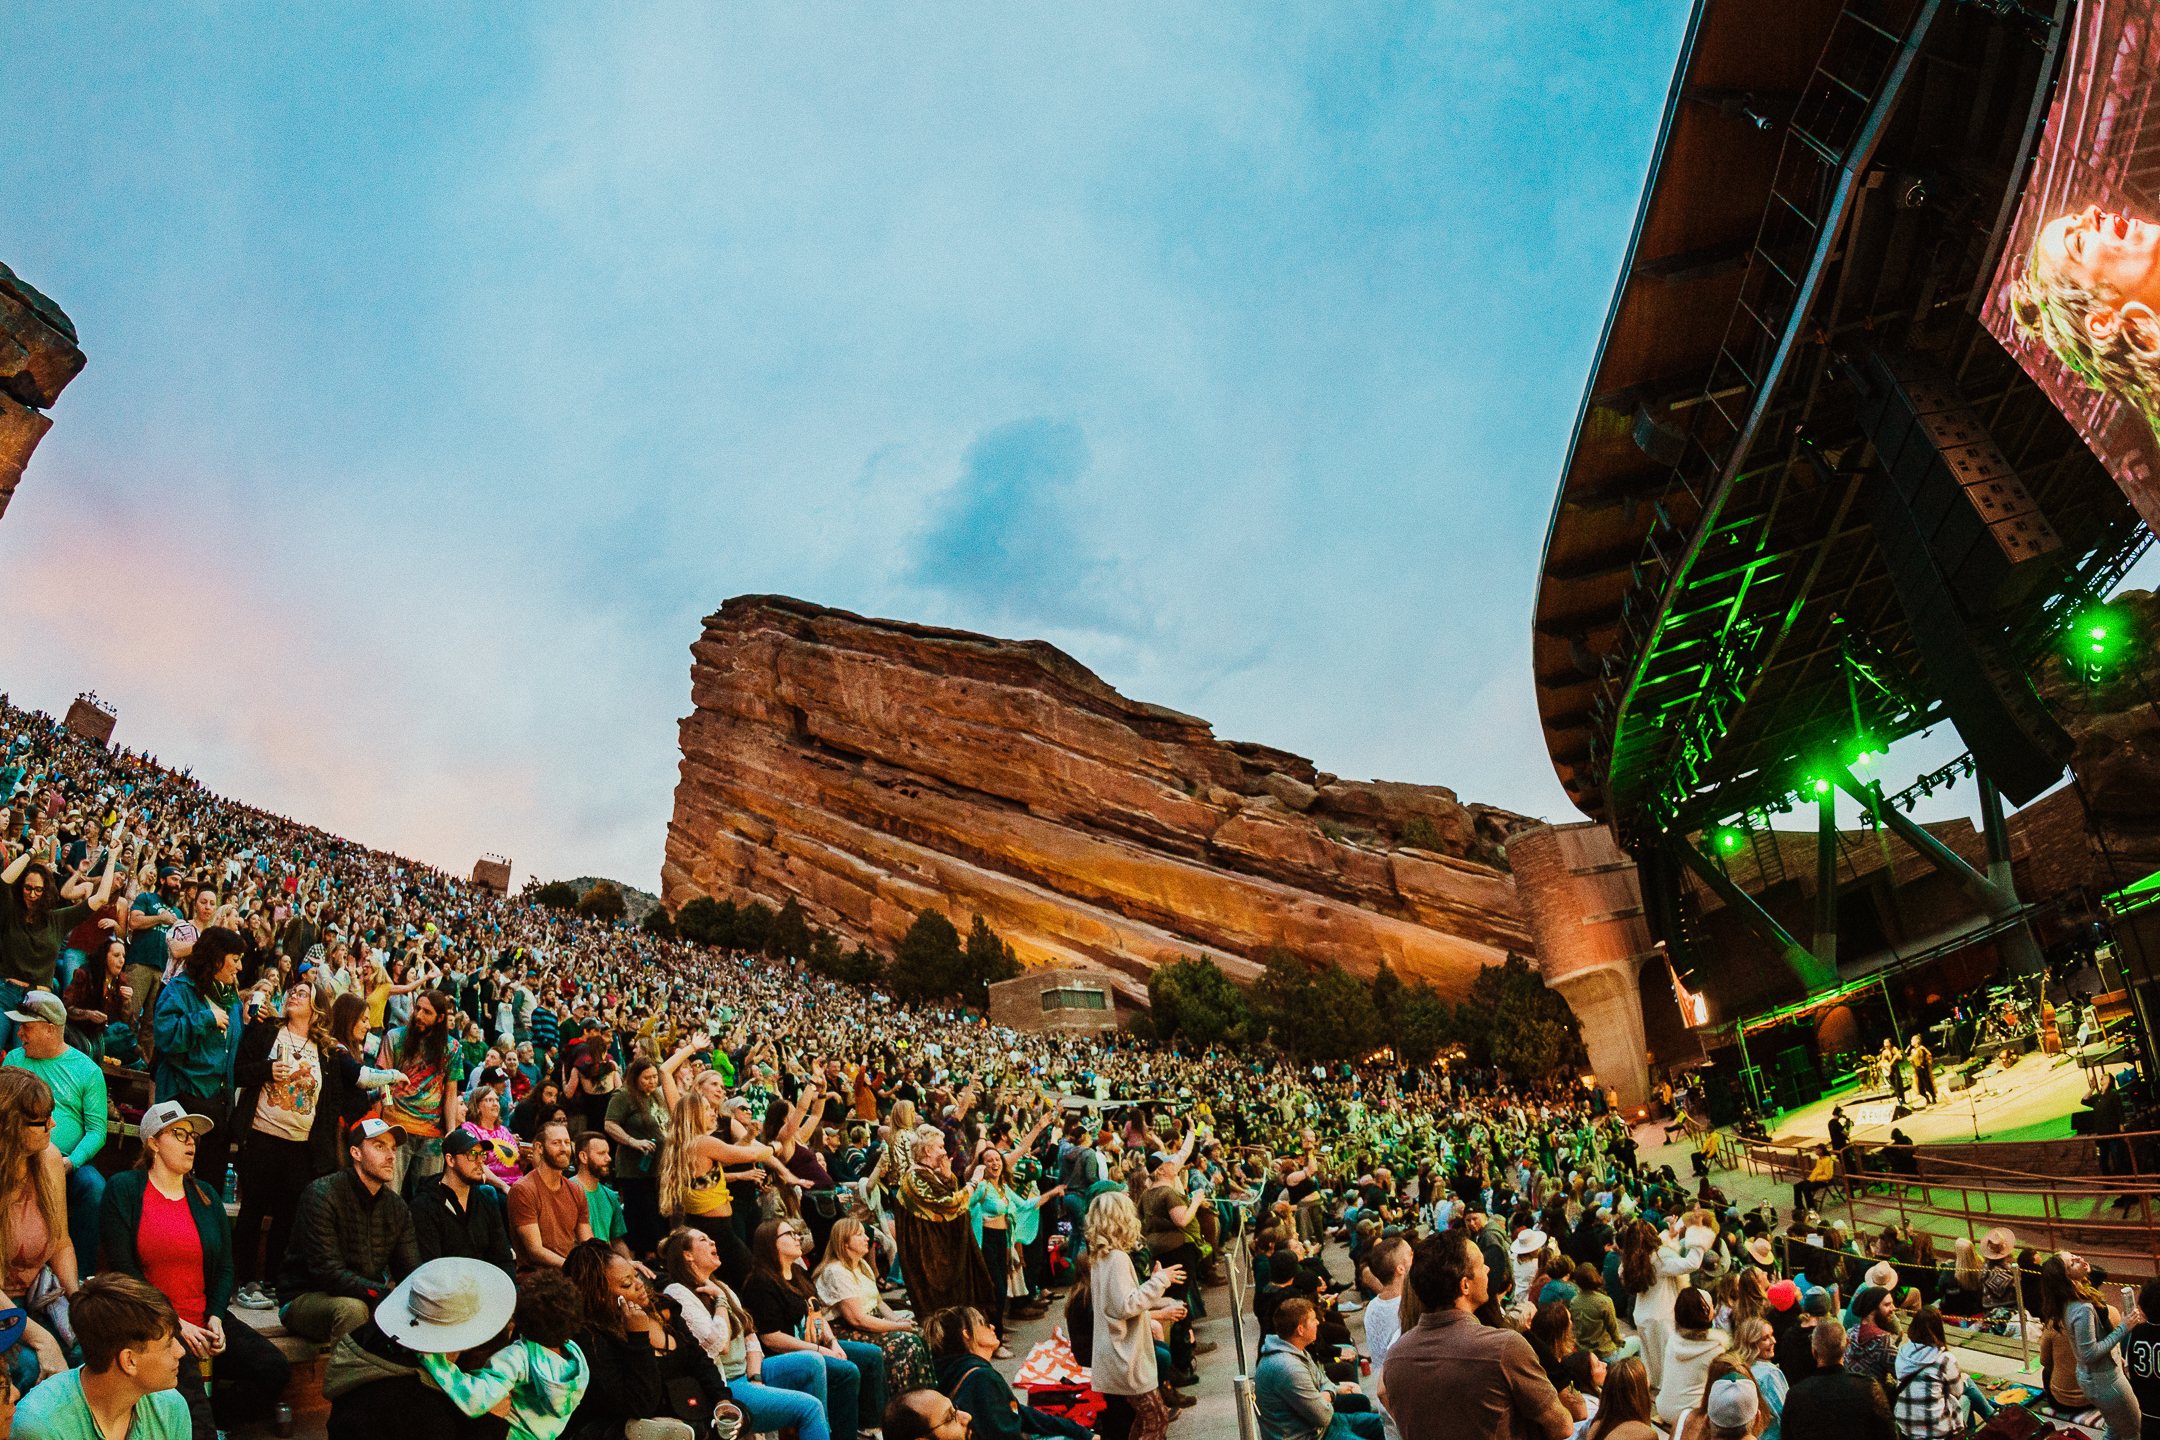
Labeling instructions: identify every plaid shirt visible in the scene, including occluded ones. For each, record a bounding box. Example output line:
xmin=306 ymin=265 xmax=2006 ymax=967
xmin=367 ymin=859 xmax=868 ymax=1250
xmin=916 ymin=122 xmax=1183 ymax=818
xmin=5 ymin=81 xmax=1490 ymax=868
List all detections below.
xmin=1890 ymin=1345 xmax=1964 ymax=1440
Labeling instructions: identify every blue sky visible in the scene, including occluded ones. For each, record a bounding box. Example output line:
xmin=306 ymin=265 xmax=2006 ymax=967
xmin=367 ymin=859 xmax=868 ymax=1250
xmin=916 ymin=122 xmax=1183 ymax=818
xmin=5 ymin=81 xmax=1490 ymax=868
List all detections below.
xmin=0 ymin=2 xmax=1706 ymax=888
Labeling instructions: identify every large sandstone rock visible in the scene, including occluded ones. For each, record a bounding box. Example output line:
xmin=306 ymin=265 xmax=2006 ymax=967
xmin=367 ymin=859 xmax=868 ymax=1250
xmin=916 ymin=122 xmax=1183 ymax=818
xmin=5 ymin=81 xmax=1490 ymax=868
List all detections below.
xmin=663 ymin=597 xmax=1538 ymax=1000
xmin=0 ymin=263 xmax=83 ymax=523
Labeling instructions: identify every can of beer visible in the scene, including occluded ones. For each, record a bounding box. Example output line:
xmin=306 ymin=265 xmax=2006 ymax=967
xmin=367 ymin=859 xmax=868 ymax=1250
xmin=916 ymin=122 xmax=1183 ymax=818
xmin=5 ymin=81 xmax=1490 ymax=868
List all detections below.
xmin=274 ymin=1403 xmax=294 ymax=1438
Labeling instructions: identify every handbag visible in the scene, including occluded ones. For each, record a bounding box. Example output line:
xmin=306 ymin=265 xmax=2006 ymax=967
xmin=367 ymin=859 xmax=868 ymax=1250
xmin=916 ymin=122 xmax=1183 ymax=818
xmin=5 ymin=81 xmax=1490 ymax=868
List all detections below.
xmin=665 ymin=1376 xmax=743 ymax=1440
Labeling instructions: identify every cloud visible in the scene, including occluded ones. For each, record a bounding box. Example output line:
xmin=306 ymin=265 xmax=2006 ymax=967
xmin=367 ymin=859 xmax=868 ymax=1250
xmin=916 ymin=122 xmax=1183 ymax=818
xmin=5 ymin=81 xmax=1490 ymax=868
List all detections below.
xmin=906 ymin=418 xmax=1147 ymax=638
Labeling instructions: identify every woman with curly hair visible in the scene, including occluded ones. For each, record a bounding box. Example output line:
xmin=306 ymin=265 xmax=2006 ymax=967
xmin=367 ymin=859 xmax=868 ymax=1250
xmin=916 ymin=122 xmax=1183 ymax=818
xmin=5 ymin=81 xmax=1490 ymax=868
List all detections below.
xmin=1087 ymin=1190 xmax=1183 ymax=1440
xmin=0 ymin=1068 xmax=75 ymax=1386
xmin=2011 ymin=206 xmax=2160 ymax=442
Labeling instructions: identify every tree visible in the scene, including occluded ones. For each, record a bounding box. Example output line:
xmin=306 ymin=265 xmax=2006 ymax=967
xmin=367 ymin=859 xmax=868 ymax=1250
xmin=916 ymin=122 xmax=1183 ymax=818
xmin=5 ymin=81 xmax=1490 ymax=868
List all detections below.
xmin=528 ymin=880 xmax=580 ymax=911
xmin=961 ymin=915 xmax=1022 ymax=1008
xmin=1396 ymin=979 xmax=1454 ymax=1065
xmin=807 ymin=928 xmax=846 ymax=979
xmin=887 ymin=910 xmax=967 ymax=1001
xmin=839 ymin=944 xmax=886 ymax=987
xmin=1303 ymin=963 xmax=1382 ymax=1063
xmin=1148 ymin=956 xmax=1249 ymax=1050
xmin=673 ymin=896 xmax=734 ymax=947
xmin=1251 ymin=947 xmax=1317 ymax=1050
xmin=640 ymin=906 xmax=676 ymax=940
xmin=1451 ymin=953 xmax=1585 ymax=1078
xmin=576 ymin=881 xmax=628 ymax=923
xmin=770 ymin=898 xmax=813 ymax=963
xmin=1369 ymin=959 xmax=1405 ymax=1052
xmin=736 ymin=901 xmax=774 ymax=956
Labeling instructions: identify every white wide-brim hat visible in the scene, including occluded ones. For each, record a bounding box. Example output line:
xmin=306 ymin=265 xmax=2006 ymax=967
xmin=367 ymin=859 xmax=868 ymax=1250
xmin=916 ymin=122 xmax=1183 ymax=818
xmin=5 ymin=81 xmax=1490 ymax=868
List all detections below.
xmin=377 ymin=1258 xmax=516 ymax=1354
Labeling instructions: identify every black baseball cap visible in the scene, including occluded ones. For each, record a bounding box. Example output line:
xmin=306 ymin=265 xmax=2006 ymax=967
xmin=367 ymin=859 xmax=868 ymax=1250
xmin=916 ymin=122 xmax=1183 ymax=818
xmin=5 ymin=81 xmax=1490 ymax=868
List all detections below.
xmin=442 ymin=1130 xmax=483 ymax=1157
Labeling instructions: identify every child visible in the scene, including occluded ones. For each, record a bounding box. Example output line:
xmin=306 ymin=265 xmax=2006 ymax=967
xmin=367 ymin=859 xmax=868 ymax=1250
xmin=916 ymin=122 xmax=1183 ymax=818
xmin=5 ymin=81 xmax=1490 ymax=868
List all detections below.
xmin=424 ymin=1270 xmax=592 ymax=1440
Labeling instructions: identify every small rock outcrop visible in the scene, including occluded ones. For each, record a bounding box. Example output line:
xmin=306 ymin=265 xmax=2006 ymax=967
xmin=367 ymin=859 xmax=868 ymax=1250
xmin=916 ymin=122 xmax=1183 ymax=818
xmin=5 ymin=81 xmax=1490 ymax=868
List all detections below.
xmin=0 ymin=262 xmax=84 ymax=523
xmin=662 ymin=597 xmax=1538 ymax=999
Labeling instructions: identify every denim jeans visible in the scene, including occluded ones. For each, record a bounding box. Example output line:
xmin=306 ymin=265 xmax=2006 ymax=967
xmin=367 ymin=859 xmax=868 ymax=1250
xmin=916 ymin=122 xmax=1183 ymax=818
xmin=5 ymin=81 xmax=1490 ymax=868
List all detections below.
xmin=0 ymin=979 xmax=28 ymax=1059
xmin=65 ymin=1162 xmax=103 ymax=1279
xmin=836 ymin=1337 xmax=886 ymax=1429
xmin=761 ymin=1348 xmax=859 ymax=1440
xmin=2081 ymin=1365 xmax=2143 ymax=1440
xmin=733 ymin=1371 xmax=832 ymax=1440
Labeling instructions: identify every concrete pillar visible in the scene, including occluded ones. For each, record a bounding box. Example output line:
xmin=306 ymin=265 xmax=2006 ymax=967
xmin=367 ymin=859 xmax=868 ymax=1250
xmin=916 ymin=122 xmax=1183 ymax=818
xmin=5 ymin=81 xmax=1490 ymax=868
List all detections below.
xmin=1509 ymin=823 xmax=1659 ymax=1109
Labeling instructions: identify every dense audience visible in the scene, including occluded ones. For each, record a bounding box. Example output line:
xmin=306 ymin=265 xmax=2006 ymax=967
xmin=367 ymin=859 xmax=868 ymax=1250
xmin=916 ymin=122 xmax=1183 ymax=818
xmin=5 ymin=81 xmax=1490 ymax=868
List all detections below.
xmin=0 ymin=693 xmax=2120 ymax=1439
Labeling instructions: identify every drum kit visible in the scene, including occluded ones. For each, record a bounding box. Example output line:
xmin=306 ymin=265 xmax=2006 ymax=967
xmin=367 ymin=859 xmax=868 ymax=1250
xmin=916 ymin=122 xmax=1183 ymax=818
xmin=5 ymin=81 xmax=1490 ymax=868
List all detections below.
xmin=1974 ymin=986 xmax=2036 ymax=1048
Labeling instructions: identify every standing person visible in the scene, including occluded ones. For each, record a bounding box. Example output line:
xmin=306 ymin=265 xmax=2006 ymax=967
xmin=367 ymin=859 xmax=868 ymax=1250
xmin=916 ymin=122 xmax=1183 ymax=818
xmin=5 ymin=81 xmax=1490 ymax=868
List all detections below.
xmin=1378 ymin=1231 xmax=1571 ymax=1440
xmin=1136 ymin=1150 xmax=1202 ymax=1384
xmin=230 ymin=980 xmax=348 ymax=1310
xmin=1908 ymin=1039 xmax=1937 ymax=1108
xmin=4 ymin=987 xmax=107 ymax=1281
xmin=2041 ymin=1251 xmax=2143 ymax=1440
xmin=2127 ymin=1280 xmax=2160 ymax=1431
xmin=1086 ymin=1190 xmax=1181 ymax=1440
xmin=274 ymin=1116 xmax=419 ymax=1344
xmin=894 ymin=1132 xmax=996 ymax=1322
xmin=1627 ymin=1218 xmax=1700 ymax=1390
xmin=12 ymin=1274 xmax=190 ymax=1440
xmin=124 ymin=866 xmax=186 ymax=1026
xmin=509 ymin=1118 xmax=592 ymax=1272
xmin=1881 ymin=1040 xmax=1907 ymax=1109
xmin=1361 ymin=1237 xmax=1410 ymax=1378
xmin=0 ymin=843 xmax=109 ymax=1056
xmin=379 ymin=989 xmax=465 ymax=1196
xmin=150 ymin=928 xmax=246 ymax=1206
xmin=657 ymin=1089 xmax=777 ymax=1291
xmin=98 ymin=1099 xmax=291 ymax=1439
xmin=409 ymin=1128 xmax=517 ymax=1276
xmin=606 ymin=1056 xmax=669 ymax=1258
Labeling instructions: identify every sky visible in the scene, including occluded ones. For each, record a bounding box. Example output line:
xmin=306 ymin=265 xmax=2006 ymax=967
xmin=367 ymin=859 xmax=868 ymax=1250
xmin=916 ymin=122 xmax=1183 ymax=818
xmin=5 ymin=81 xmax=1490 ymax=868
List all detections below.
xmin=0 ymin=1 xmax=1834 ymax=890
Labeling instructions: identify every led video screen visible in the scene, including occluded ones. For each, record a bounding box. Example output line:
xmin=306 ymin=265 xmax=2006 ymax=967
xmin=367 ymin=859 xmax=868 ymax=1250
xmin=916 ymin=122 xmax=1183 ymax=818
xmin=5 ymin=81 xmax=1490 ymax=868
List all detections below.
xmin=1982 ymin=0 xmax=2160 ymax=530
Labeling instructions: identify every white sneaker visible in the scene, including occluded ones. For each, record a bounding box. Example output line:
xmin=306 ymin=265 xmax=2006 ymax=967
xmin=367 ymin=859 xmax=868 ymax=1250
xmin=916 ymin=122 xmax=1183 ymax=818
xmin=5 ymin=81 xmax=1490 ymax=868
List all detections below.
xmin=235 ymin=1283 xmax=276 ymax=1310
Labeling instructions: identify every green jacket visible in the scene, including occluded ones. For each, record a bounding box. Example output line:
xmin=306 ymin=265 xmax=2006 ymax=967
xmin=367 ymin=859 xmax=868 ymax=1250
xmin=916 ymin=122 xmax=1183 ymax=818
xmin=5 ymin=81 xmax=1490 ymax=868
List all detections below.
xmin=99 ymin=1167 xmax=234 ymax=1318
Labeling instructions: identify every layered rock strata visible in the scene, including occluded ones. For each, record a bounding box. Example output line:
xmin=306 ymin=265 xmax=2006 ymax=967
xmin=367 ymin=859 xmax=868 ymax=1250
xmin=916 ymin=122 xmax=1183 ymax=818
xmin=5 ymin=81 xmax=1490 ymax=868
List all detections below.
xmin=663 ymin=597 xmax=1538 ymax=1001
xmin=0 ymin=263 xmax=84 ymax=522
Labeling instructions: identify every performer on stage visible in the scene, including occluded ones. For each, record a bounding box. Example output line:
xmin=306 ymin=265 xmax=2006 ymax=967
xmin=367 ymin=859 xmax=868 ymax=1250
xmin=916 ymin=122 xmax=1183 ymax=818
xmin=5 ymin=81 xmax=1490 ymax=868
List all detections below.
xmin=1908 ymin=1038 xmax=1937 ymax=1106
xmin=1880 ymin=1039 xmax=1907 ymax=1106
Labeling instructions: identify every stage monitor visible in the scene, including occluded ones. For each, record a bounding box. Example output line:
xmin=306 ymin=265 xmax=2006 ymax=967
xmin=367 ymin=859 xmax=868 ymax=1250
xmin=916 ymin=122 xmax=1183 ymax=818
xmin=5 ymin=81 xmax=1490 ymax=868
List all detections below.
xmin=1981 ymin=1 xmax=2160 ymax=532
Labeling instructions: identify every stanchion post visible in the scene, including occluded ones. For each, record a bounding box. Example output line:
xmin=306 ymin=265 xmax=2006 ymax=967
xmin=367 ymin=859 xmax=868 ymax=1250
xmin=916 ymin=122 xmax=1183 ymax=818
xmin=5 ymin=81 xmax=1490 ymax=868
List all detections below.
xmin=1233 ymin=1375 xmax=1261 ymax=1440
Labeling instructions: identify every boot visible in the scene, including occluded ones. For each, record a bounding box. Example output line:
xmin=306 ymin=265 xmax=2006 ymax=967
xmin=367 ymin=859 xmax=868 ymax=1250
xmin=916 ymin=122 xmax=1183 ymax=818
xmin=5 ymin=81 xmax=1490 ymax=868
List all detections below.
xmin=1164 ymin=1385 xmax=1198 ymax=1410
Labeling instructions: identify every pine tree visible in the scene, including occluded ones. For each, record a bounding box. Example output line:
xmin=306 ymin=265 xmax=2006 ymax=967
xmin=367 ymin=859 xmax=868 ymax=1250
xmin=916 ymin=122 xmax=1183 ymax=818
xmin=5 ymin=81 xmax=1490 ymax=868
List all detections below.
xmin=887 ymin=911 xmax=966 ymax=1001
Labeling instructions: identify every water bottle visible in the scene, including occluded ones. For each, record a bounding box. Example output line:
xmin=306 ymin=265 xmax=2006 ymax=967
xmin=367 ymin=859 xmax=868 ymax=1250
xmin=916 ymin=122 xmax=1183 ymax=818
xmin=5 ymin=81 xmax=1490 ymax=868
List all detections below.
xmin=223 ymin=1170 xmax=236 ymax=1206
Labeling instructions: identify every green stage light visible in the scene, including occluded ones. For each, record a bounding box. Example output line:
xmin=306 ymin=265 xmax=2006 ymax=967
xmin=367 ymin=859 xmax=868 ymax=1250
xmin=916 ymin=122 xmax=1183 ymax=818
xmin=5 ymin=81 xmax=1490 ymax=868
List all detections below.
xmin=1808 ymin=776 xmax=1831 ymax=797
xmin=2068 ymin=606 xmax=2129 ymax=673
xmin=1712 ymin=826 xmax=1745 ymax=855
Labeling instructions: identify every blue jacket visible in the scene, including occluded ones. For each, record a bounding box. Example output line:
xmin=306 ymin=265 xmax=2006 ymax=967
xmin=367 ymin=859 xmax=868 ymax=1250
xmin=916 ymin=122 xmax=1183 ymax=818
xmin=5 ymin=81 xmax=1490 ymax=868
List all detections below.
xmin=151 ymin=973 xmax=242 ymax=1103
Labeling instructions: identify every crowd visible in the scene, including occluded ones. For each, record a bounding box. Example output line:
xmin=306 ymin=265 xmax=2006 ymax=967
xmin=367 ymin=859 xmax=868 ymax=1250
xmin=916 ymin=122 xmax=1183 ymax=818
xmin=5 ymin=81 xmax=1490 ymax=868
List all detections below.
xmin=0 ymin=691 xmax=2148 ymax=1440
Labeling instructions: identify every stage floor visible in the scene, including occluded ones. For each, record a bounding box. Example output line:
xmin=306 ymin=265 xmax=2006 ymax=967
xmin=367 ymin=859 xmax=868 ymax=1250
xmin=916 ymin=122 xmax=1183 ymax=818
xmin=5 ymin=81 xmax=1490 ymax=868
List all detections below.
xmin=1750 ymin=1046 xmax=2112 ymax=1148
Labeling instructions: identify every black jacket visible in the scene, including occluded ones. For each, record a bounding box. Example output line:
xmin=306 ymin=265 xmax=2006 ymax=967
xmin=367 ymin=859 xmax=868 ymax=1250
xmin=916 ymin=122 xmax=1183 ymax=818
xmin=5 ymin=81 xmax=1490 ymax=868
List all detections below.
xmin=232 ymin=1017 xmax=352 ymax=1178
xmin=1782 ymin=1368 xmax=1893 ymax=1440
xmin=410 ymin=1174 xmax=516 ymax=1278
xmin=568 ymin=1316 xmax=723 ymax=1438
xmin=277 ymin=1168 xmax=419 ymax=1305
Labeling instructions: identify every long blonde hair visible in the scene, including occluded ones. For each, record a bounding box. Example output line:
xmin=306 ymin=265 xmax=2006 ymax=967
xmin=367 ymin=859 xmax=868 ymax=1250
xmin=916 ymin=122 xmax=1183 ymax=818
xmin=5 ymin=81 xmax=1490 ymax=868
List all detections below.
xmin=0 ymin=1072 xmax=65 ymax=1267
xmin=1086 ymin=1189 xmax=1141 ymax=1258
xmin=813 ymin=1216 xmax=878 ymax=1292
xmin=658 ymin=1090 xmax=713 ymax=1217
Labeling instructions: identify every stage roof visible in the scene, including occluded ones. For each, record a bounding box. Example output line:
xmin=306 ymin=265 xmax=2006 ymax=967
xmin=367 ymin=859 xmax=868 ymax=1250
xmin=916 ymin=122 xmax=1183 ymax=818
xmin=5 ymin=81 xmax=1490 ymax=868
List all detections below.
xmin=1534 ymin=0 xmax=2150 ymax=848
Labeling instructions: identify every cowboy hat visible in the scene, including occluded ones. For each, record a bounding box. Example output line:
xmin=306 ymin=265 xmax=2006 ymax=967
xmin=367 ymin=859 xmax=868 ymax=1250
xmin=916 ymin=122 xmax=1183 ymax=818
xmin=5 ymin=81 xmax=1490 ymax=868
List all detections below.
xmin=1745 ymin=1237 xmax=1774 ymax=1267
xmin=1981 ymin=1227 xmax=2017 ymax=1260
xmin=1511 ymin=1228 xmax=1548 ymax=1257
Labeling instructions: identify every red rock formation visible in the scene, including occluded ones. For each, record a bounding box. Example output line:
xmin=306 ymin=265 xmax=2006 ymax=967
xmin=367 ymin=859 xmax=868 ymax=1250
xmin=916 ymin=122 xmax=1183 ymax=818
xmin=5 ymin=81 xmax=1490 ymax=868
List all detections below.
xmin=0 ymin=262 xmax=84 ymax=523
xmin=662 ymin=597 xmax=1537 ymax=1001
